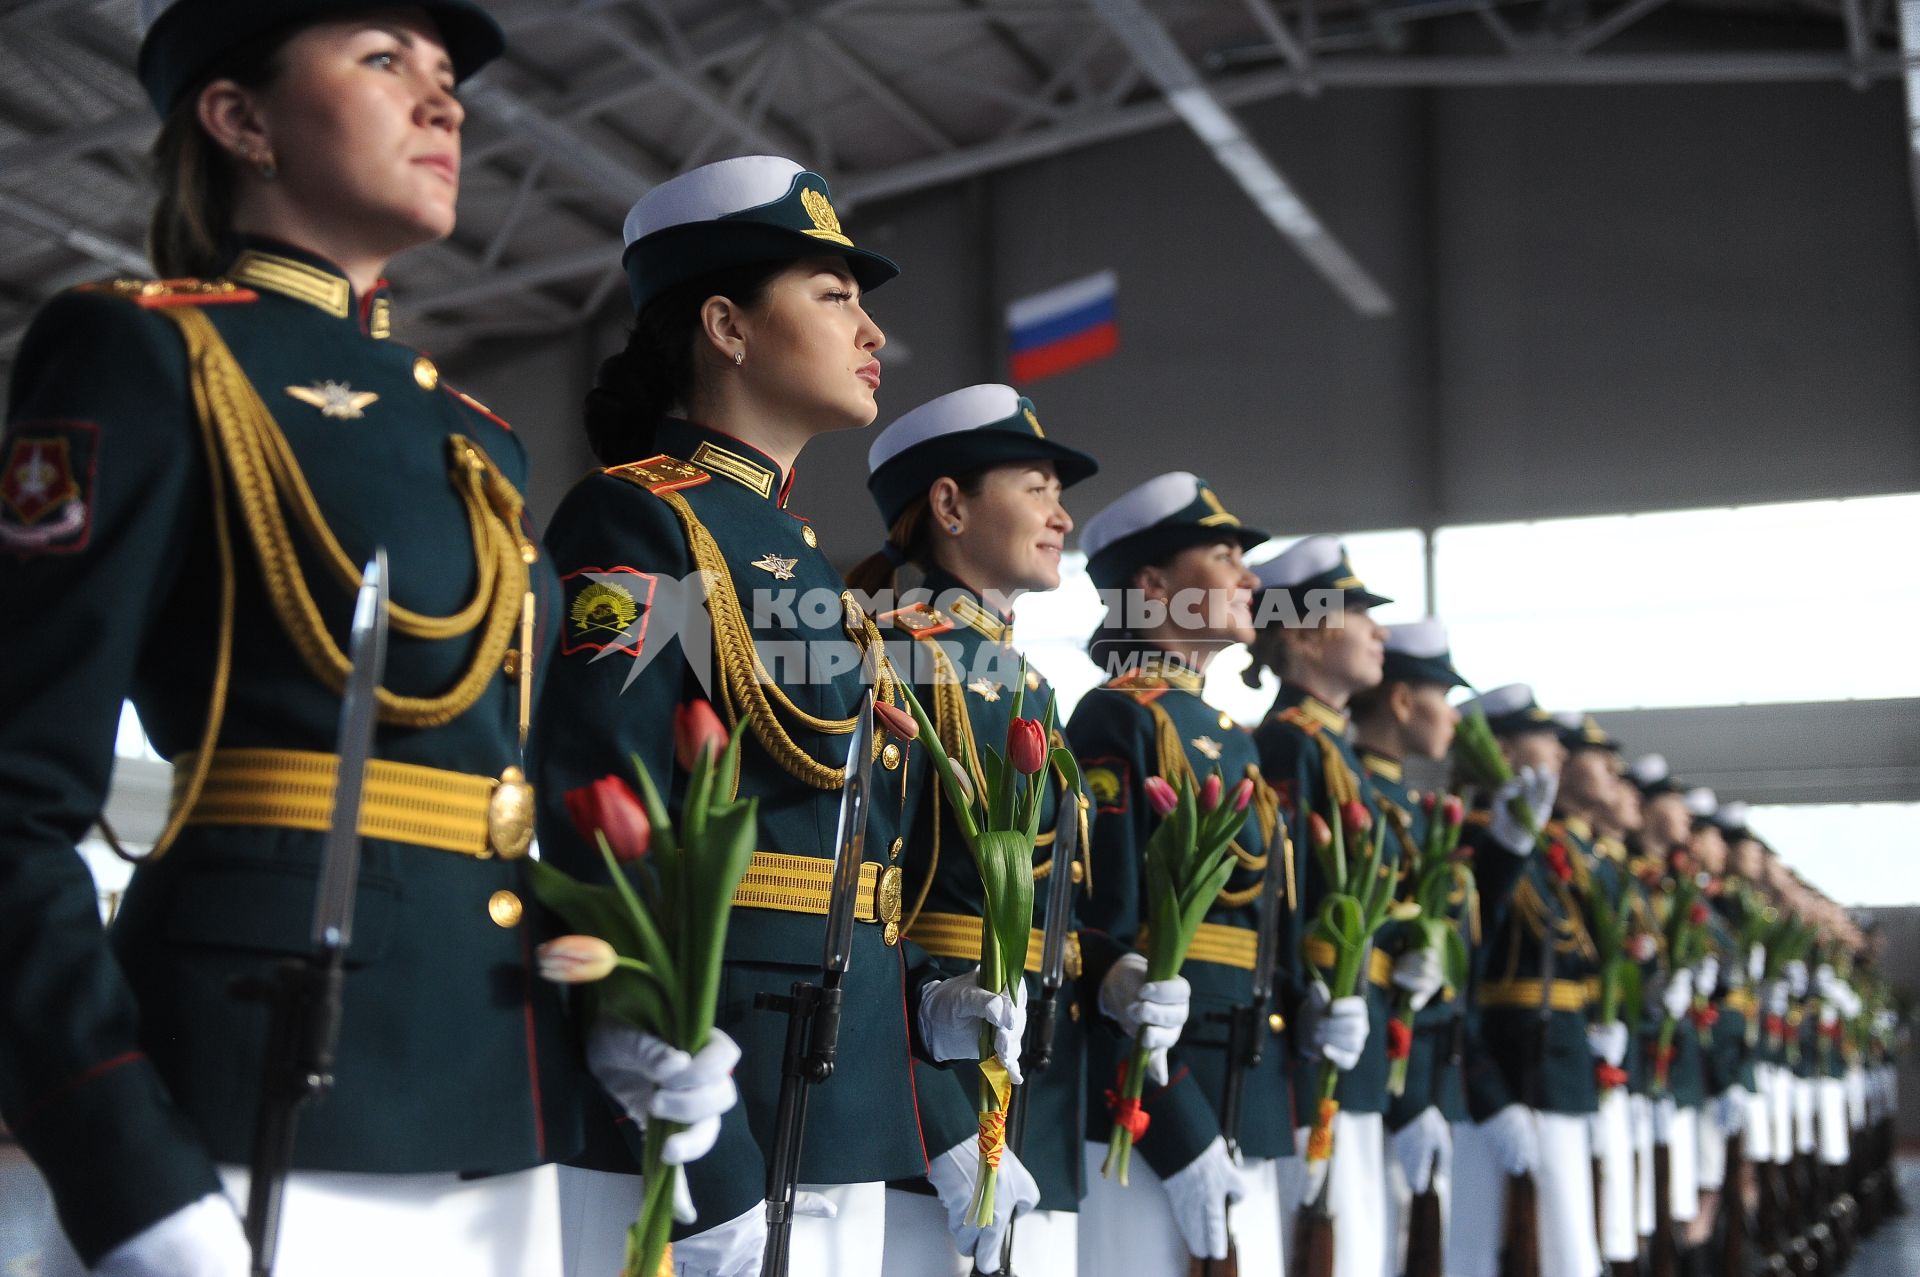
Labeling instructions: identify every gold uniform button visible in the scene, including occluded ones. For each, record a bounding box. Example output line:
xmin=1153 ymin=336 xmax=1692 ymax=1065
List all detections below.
xmin=802 ymin=525 xmax=818 ymax=548
xmin=1069 ymin=1002 xmax=1081 ymax=1022
xmin=889 ymin=836 xmax=904 ymax=862
xmin=882 ymin=743 xmax=902 ymax=771
xmin=1219 ymin=712 xmax=1234 ymax=730
xmin=488 ymin=890 xmax=523 ymax=928
xmin=503 ymin=648 xmax=522 ymax=678
xmin=1070 ymin=860 xmax=1084 ymax=884
xmin=413 ymin=355 xmax=439 ymax=390
xmin=1269 ymin=1012 xmax=1286 ymax=1034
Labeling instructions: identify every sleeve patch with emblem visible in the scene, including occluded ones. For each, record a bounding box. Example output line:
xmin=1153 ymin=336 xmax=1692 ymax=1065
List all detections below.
xmin=1082 ymin=756 xmax=1129 ymax=814
xmin=0 ymin=420 xmax=97 ymax=556
xmin=560 ymin=565 xmax=656 ymax=658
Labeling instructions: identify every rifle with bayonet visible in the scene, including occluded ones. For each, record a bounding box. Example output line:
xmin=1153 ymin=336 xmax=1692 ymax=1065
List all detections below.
xmin=1499 ymin=877 xmax=1552 ymax=1277
xmin=979 ymin=789 xmax=1084 ymax=1277
xmin=1192 ymin=817 xmax=1290 ymax=1277
xmin=756 ymin=693 xmax=875 ymax=1277
xmin=235 ymin=550 xmax=388 ymax=1277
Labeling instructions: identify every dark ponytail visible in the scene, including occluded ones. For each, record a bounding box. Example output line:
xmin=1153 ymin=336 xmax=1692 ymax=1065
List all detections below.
xmin=584 ymin=260 xmax=785 ymax=467
xmin=844 ymin=470 xmax=992 ymax=603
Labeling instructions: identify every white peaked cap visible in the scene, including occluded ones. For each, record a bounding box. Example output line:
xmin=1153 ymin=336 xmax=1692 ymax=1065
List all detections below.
xmin=1080 ymin=472 xmax=1204 ymax=562
xmin=1254 ymin=534 xmax=1343 ymax=591
xmin=1629 ymin=754 xmax=1670 ymax=786
xmin=1462 ymin=683 xmax=1536 ymax=718
xmin=1718 ymin=800 xmax=1751 ymax=829
xmin=624 ymin=155 xmax=805 ymax=246
xmin=1684 ymin=787 xmax=1719 ymax=818
xmin=868 ymin=384 xmax=1020 ymax=471
xmin=1385 ymin=618 xmax=1449 ymax=659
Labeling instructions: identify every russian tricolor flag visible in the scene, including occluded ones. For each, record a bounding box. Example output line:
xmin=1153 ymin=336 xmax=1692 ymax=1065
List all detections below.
xmin=1007 ymin=270 xmax=1117 ymax=383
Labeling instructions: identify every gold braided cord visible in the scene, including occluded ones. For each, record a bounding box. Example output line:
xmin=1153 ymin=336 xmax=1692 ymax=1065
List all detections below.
xmin=656 ymin=489 xmax=890 ymax=790
xmin=1311 ymin=731 xmax=1361 ymax=807
xmin=163 ymin=308 xmax=527 ymax=727
xmin=1511 ymin=875 xmax=1599 ymax=963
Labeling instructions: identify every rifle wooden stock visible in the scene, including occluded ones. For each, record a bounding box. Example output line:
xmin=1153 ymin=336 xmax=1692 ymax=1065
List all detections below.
xmin=1189 ymin=1241 xmax=1240 ymax=1277
xmin=1404 ymin=1181 xmax=1445 ymax=1277
xmin=1289 ymin=1178 xmax=1336 ymax=1277
xmin=1721 ymin=1132 xmax=1748 ymax=1277
xmin=1498 ymin=1173 xmax=1540 ymax=1277
xmin=1652 ymin=1141 xmax=1679 ymax=1277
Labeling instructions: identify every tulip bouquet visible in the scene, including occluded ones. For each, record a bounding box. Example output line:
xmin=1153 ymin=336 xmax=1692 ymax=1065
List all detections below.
xmin=1450 ymin=704 xmax=1548 ymax=853
xmin=529 ymin=702 xmax=757 ymax=1277
xmin=1384 ymin=794 xmax=1474 ymax=1098
xmin=1302 ymin=800 xmax=1401 ymax=1165
xmin=894 ymin=660 xmax=1075 ymax=1226
xmin=1099 ymin=768 xmax=1253 ymax=1184
xmin=1586 ymin=869 xmax=1647 ymax=1094
xmin=1650 ymin=854 xmax=1711 ymax=1095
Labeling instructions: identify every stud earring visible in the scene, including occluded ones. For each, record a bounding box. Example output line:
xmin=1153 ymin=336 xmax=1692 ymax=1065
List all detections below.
xmin=948 ymin=523 xmax=961 ymax=534
xmin=733 ymin=350 xmax=745 ymax=366
xmin=251 ymin=149 xmax=277 ymax=179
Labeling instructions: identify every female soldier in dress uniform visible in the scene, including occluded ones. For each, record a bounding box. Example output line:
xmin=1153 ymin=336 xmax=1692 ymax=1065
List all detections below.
xmin=0 ymin=3 xmax=743 ymax=1273
xmin=1065 ymin=473 xmax=1308 ymax=1277
xmin=529 ymin=157 xmax=1024 ymax=1277
xmin=851 ymin=383 xmax=1134 ymax=1275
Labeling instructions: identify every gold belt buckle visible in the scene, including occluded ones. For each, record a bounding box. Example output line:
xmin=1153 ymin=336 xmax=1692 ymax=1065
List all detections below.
xmin=488 ymin=766 xmax=535 ymax=859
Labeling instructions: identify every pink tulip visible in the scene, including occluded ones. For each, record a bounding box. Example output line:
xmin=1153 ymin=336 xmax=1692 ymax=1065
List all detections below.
xmin=1144 ymin=776 xmax=1178 ymax=818
xmin=537 ymin=935 xmax=617 ymax=984
xmin=1232 ymin=779 xmax=1255 ymax=813
xmin=1199 ymin=774 xmax=1223 ymax=812
xmin=673 ymin=700 xmax=729 ymax=772
xmin=874 ymin=699 xmax=920 ymax=741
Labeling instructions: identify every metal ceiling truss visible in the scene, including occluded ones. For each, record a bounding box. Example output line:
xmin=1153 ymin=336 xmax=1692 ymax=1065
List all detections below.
xmin=0 ymin=0 xmax=1900 ymax=365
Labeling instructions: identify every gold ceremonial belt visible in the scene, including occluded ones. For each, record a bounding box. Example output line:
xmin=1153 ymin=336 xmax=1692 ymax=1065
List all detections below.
xmin=174 ymin=748 xmax=533 ymax=859
xmin=1139 ymin=921 xmax=1259 ymax=971
xmin=1303 ymin=938 xmax=1396 ymax=989
xmin=1723 ymin=988 xmax=1758 ymax=1015
xmin=1479 ymin=978 xmax=1594 ymax=1012
xmin=908 ymin=911 xmax=1084 ymax=980
xmin=732 ymin=851 xmax=903 ymax=946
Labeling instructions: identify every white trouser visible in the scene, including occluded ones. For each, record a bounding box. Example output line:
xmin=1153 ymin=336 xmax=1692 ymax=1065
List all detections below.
xmin=1277 ymin=1111 xmax=1386 ymax=1277
xmin=1845 ymin=1067 xmax=1869 ymax=1133
xmin=1768 ymin=1065 xmax=1795 ymax=1166
xmin=879 ymin=1188 xmax=1078 ymax=1276
xmin=1695 ymin=1098 xmax=1728 ymax=1192
xmin=1077 ymin=1144 xmax=1281 ymax=1277
xmin=560 ymin=1170 xmax=883 ymax=1277
xmin=1382 ymin=1121 xmax=1452 ymax=1277
xmin=1793 ymin=1077 xmax=1817 ymax=1156
xmin=1745 ymin=1080 xmax=1774 ymax=1164
xmin=1816 ymin=1079 xmax=1851 ymax=1167
xmin=1666 ymin=1104 xmax=1699 ymax=1224
xmin=1446 ymin=1111 xmax=1599 ymax=1277
xmin=1633 ymin=1094 xmax=1655 ymax=1237
xmin=1594 ymin=1088 xmax=1638 ymax=1261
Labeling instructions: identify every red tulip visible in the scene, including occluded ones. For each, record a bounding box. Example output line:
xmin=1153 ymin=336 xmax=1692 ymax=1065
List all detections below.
xmin=1310 ymin=811 xmax=1333 ymax=850
xmin=565 ymin=775 xmax=650 ymax=862
xmin=536 ymin=935 xmax=617 ymax=984
xmin=1422 ymin=791 xmax=1438 ymax=814
xmin=1596 ymin=1063 xmax=1628 ymax=1090
xmin=1144 ymin=776 xmax=1178 ymax=817
xmin=1547 ymin=843 xmax=1574 ymax=883
xmin=1340 ymin=799 xmax=1371 ymax=836
xmin=1628 ymin=933 xmax=1658 ymax=963
xmin=1007 ymin=718 xmax=1047 ymax=775
xmin=673 ymin=700 xmax=728 ymax=772
xmin=1668 ymin=849 xmax=1693 ymax=876
xmin=1441 ymin=796 xmax=1465 ymax=828
xmin=1692 ymin=1005 xmax=1720 ymax=1029
xmin=1386 ymin=1017 xmax=1413 ymax=1061
xmin=1231 ymin=779 xmax=1255 ymax=813
xmin=874 ymin=698 xmax=919 ymax=741
xmin=1199 ymin=774 xmax=1223 ymax=812
xmin=1690 ymin=901 xmax=1711 ymax=926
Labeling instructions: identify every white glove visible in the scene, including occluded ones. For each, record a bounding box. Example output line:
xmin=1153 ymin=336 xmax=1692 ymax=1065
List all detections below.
xmin=589 ymin=1022 xmax=740 ymax=1167
xmin=925 ymin=1138 xmax=1041 ymax=1273
xmin=671 ymin=1194 xmax=836 ymax=1277
xmin=1748 ymin=944 xmax=1766 ymax=985
xmin=1479 ymin=1104 xmax=1539 ymax=1175
xmin=1662 ymin=967 xmax=1696 ymax=1021
xmin=94 ymin=1193 xmax=251 ymax=1277
xmin=1392 ymin=946 xmax=1446 ymax=1012
xmin=1786 ymin=959 xmax=1809 ymax=998
xmin=1489 ymin=766 xmax=1556 ymax=855
xmin=1716 ymin=1089 xmax=1750 ymax=1136
xmin=920 ymin=966 xmax=1028 ymax=1085
xmin=1695 ymin=955 xmax=1720 ymax=997
xmin=1098 ymin=952 xmax=1191 ymax=1086
xmin=1587 ymin=1020 xmax=1629 ymax=1068
xmin=1162 ymin=1135 xmax=1252 ymax=1260
xmin=1814 ymin=965 xmax=1860 ymax=1016
xmin=1766 ymin=979 xmax=1790 ymax=1017
xmin=1299 ymin=981 xmax=1369 ymax=1071
xmin=1391 ymin=1106 xmax=1453 ymax=1193
xmin=1653 ymin=1095 xmax=1677 ymax=1143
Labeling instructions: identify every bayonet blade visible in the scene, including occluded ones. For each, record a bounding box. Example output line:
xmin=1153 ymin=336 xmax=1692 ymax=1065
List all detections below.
xmin=1038 ymin=792 xmax=1080 ymax=991
xmin=1250 ymin=815 xmax=1290 ymax=1003
xmin=820 ymin=692 xmax=875 ymax=975
xmin=310 ymin=550 xmax=389 ymax=953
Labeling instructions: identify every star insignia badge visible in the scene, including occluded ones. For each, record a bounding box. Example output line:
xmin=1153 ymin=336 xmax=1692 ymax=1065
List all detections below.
xmin=1190 ymin=735 xmax=1224 ymax=761
xmin=287 ymin=381 xmax=380 ymax=420
xmin=966 ymin=678 xmax=1001 ymax=702
xmin=751 ymin=553 xmax=799 ymax=581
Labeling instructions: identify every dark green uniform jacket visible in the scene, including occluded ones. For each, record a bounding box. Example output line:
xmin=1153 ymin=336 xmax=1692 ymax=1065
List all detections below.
xmin=1068 ymin=667 xmax=1296 ymax=1176
xmin=531 ymin=417 xmax=928 ymax=1233
xmin=0 ymin=240 xmax=581 ymax=1265
xmin=1253 ymin=687 xmax=1396 ymax=1118
xmin=1364 ymin=752 xmax=1472 ymax=1129
xmin=1461 ymin=815 xmax=1601 ymax=1119
xmin=879 ymin=570 xmax=1094 ymax=1213
xmin=1614 ymin=841 xmax=1706 ymax=1108
xmin=1706 ymin=885 xmax=1759 ymax=1094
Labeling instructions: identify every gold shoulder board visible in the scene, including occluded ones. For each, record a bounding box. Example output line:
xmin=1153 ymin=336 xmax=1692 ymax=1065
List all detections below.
xmin=605 ymin=454 xmax=711 ymax=495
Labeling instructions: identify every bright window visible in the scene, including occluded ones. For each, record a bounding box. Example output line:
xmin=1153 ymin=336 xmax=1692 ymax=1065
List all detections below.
xmin=1434 ymin=493 xmax=1920 ymax=710
xmin=1745 ymin=803 xmax=1920 ymax=907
